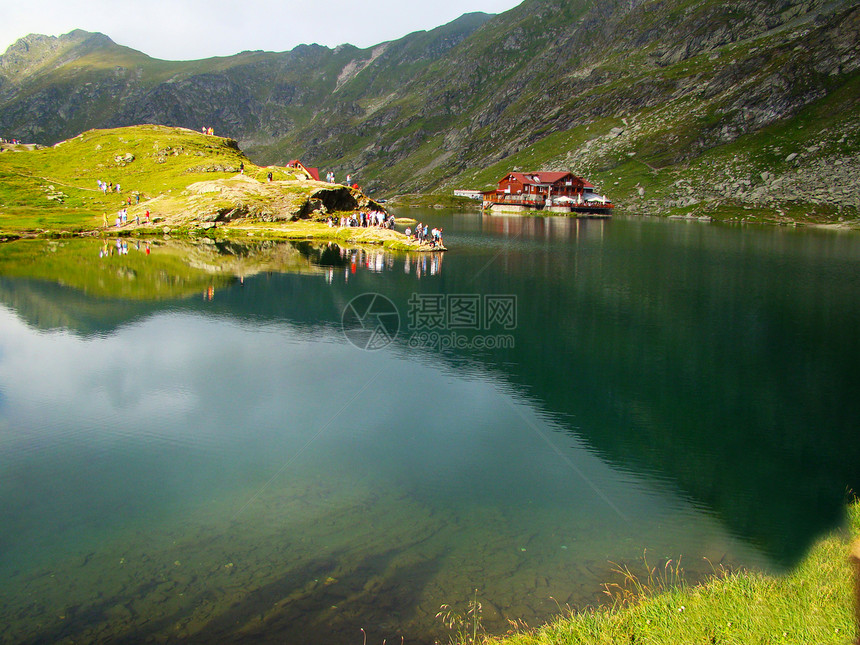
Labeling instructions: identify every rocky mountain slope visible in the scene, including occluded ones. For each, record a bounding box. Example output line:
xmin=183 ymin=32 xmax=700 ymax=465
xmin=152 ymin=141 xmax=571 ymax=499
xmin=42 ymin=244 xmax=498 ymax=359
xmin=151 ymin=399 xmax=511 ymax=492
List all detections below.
xmin=1 ymin=0 xmax=858 ymax=223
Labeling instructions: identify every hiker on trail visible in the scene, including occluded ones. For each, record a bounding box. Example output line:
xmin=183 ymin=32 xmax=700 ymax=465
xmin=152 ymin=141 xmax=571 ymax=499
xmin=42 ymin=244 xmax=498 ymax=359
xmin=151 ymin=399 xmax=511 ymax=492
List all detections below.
xmin=240 ymin=162 xmax=244 ymax=174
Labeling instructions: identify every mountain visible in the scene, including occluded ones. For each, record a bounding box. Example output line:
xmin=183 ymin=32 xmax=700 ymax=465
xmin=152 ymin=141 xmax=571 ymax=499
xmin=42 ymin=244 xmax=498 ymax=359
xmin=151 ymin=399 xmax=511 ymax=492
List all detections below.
xmin=0 ymin=0 xmax=858 ymax=224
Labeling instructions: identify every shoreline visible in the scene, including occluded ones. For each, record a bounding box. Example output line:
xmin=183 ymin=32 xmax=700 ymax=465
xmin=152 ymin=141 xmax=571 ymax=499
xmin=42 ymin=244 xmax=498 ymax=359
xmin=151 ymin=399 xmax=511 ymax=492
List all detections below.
xmin=477 ymin=500 xmax=859 ymax=645
xmin=0 ymin=219 xmax=446 ymax=252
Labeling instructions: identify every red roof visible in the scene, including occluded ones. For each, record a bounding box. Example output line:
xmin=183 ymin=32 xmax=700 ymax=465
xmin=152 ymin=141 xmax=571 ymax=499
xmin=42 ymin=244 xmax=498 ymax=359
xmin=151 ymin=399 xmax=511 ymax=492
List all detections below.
xmin=287 ymin=160 xmax=320 ymax=182
xmin=504 ymin=171 xmax=578 ymax=185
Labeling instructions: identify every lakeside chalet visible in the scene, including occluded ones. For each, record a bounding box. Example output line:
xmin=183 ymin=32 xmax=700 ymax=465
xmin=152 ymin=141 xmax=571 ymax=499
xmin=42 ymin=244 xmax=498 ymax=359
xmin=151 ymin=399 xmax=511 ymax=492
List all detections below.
xmin=482 ymin=171 xmax=612 ymax=216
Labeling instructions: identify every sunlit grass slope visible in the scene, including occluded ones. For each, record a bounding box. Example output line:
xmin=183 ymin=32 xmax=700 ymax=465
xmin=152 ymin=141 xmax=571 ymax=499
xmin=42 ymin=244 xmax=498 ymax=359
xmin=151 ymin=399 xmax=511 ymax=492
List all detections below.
xmin=0 ymin=124 xmax=298 ymax=233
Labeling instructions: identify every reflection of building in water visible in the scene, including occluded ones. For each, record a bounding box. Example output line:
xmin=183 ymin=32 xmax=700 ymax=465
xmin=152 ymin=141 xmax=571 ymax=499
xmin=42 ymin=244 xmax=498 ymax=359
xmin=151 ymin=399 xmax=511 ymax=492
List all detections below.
xmin=482 ymin=214 xmax=606 ymax=242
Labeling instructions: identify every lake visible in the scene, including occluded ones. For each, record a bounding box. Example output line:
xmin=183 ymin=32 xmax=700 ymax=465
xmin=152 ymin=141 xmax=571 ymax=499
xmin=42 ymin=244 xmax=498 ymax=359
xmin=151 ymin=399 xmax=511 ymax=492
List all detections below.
xmin=0 ymin=212 xmax=858 ymax=644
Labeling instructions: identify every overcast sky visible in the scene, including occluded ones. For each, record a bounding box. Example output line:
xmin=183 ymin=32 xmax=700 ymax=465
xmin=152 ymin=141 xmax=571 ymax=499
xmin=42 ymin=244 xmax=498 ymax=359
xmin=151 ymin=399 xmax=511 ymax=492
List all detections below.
xmin=1 ymin=0 xmax=524 ymax=61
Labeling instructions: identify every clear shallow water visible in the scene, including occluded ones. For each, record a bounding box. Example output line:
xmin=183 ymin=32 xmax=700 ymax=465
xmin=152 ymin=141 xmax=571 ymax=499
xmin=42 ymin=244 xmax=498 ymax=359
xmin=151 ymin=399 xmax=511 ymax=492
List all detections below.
xmin=0 ymin=214 xmax=859 ymax=643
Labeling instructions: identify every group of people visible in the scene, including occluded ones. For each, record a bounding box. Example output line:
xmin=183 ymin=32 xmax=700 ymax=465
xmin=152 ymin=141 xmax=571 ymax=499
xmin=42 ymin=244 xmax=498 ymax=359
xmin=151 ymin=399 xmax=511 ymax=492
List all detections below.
xmin=0 ymin=138 xmax=21 ymax=144
xmin=405 ymin=222 xmax=444 ymax=247
xmin=324 ymin=212 xmax=443 ymax=246
xmin=103 ymin=208 xmax=150 ymax=228
xmin=201 ymin=126 xmax=215 ymax=136
xmin=321 ymin=171 xmax=367 ymax=194
xmin=329 ymin=210 xmax=395 ymax=229
xmin=95 ymin=177 xmax=151 ymax=228
xmin=97 ymin=179 xmax=121 ymax=194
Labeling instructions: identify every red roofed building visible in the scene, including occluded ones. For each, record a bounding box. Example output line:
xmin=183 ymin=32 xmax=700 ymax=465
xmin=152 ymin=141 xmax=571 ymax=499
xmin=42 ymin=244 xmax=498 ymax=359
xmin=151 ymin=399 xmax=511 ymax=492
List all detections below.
xmin=482 ymin=170 xmax=611 ymax=215
xmin=287 ymin=160 xmax=321 ymax=182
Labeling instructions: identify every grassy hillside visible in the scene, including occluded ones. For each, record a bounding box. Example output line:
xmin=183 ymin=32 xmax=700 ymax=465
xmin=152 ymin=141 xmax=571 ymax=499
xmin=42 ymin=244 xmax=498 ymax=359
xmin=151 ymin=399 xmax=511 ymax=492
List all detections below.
xmin=0 ymin=125 xmax=403 ymax=234
xmin=0 ymin=125 xmax=256 ymax=231
xmin=0 ymin=125 xmax=435 ymax=255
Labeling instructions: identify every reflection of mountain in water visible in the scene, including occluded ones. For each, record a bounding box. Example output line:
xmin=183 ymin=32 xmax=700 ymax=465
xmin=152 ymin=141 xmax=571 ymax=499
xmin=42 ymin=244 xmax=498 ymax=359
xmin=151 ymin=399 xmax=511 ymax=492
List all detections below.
xmin=0 ymin=238 xmax=435 ymax=333
xmin=0 ymin=278 xmax=163 ymax=334
xmin=1 ymin=222 xmax=858 ymax=566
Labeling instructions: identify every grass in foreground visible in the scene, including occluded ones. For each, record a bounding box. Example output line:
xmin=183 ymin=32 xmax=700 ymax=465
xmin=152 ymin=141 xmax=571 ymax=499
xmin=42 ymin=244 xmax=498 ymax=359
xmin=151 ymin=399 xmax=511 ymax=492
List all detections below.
xmin=445 ymin=501 xmax=858 ymax=645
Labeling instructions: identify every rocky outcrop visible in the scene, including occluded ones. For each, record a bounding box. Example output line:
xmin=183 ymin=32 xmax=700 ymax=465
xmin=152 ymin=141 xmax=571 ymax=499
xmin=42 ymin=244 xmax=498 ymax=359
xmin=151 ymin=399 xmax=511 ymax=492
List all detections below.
xmin=156 ymin=175 xmax=385 ymax=226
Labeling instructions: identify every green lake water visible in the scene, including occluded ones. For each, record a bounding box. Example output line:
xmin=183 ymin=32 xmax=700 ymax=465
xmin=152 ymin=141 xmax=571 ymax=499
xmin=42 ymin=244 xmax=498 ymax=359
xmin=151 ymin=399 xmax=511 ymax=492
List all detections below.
xmin=0 ymin=213 xmax=858 ymax=643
